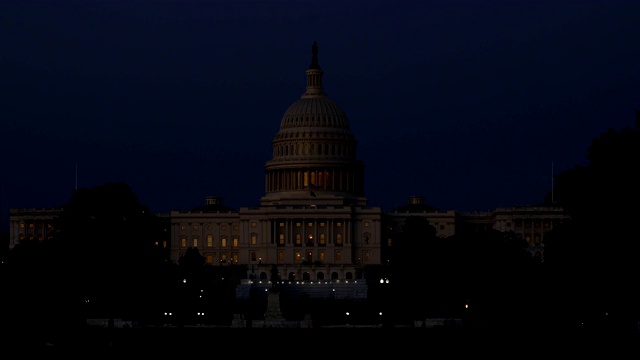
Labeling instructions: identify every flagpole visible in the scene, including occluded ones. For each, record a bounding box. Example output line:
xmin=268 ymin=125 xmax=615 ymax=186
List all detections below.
xmin=551 ymin=161 xmax=554 ymax=204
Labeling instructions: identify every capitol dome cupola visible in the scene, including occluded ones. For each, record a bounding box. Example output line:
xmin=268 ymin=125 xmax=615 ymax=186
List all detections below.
xmin=260 ymin=41 xmax=367 ymax=206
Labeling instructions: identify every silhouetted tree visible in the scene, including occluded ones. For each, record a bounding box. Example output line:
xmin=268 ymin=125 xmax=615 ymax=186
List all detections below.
xmin=51 ymin=182 xmax=168 ymax=321
xmin=544 ymin=113 xmax=640 ymax=332
xmin=390 ymin=216 xmax=439 ymax=321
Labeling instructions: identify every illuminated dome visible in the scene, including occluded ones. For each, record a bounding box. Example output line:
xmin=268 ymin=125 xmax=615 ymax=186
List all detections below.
xmin=261 ymin=42 xmax=366 ymax=206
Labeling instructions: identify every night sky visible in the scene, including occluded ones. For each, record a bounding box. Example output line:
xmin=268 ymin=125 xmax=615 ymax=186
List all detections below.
xmin=2 ymin=1 xmax=639 ymax=232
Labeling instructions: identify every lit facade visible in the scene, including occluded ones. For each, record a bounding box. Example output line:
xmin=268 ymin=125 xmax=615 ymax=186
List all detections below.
xmin=7 ymin=43 xmax=568 ymax=275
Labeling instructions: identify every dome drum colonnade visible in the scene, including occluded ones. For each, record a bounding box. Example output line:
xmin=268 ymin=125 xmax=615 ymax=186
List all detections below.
xmin=262 ymin=41 xmax=365 ymax=205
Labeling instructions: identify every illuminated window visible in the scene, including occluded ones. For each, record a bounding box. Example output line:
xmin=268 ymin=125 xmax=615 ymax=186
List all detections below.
xmin=279 ymin=234 xmax=285 ymax=245
xmin=278 ymin=251 xmax=285 ymax=262
xmin=162 ymin=241 xmax=167 ymax=248
xmin=19 ymin=223 xmax=25 ymax=228
xmin=221 ymin=237 xmax=227 ymax=247
xmin=335 ymin=250 xmax=342 ymax=261
xmin=525 ymin=235 xmax=531 ymax=243
xmin=295 ymin=251 xmax=302 ymax=262
xmin=232 ymin=237 xmax=239 ymax=248
xmin=181 ymin=224 xmax=187 ymax=231
xmin=251 ymin=233 xmax=257 ymax=245
xmin=28 ymin=223 xmax=34 ymax=229
xmin=206 ymin=254 xmax=213 ymax=264
xmin=364 ymin=222 xmax=369 ymax=227
xmin=232 ymin=253 xmax=239 ymax=264
xmin=336 ymin=222 xmax=342 ymax=227
xmin=220 ymin=253 xmax=227 ymax=263
xmin=307 ymin=222 xmax=313 ymax=227
xmin=207 ymin=235 xmax=213 ymax=247
xmin=233 ymin=224 xmax=239 ymax=231
xmin=193 ymin=225 xmax=199 ymax=231
xmin=251 ymin=222 xmax=257 ymax=228
xmin=320 ymin=222 xmax=325 ymax=227
xmin=319 ymin=233 xmax=326 ymax=245
xmin=296 ymin=222 xmax=301 ymax=227
xmin=387 ymin=238 xmax=392 ymax=247
xmin=295 ymin=234 xmax=302 ymax=245
xmin=319 ymin=250 xmax=325 ymax=262
xmin=335 ymin=234 xmax=342 ymax=245
xmin=192 ymin=238 xmax=198 ymax=248
xmin=279 ymin=223 xmax=285 ymax=227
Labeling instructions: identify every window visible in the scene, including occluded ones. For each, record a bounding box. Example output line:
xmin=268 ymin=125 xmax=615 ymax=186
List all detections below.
xmin=278 ymin=251 xmax=285 ymax=262
xmin=279 ymin=234 xmax=285 ymax=245
xmin=319 ymin=233 xmax=326 ymax=245
xmin=180 ymin=224 xmax=187 ymax=231
xmin=335 ymin=250 xmax=342 ymax=261
xmin=319 ymin=250 xmax=325 ymax=262
xmin=192 ymin=237 xmax=198 ymax=248
xmin=232 ymin=253 xmax=239 ymax=264
xmin=220 ymin=253 xmax=227 ymax=263
xmin=279 ymin=222 xmax=285 ymax=227
xmin=364 ymin=251 xmax=370 ymax=262
xmin=335 ymin=234 xmax=342 ymax=245
xmin=364 ymin=221 xmax=369 ymax=227
xmin=19 ymin=223 xmax=25 ymax=228
xmin=320 ymin=222 xmax=325 ymax=227
xmin=387 ymin=238 xmax=392 ymax=247
xmin=295 ymin=251 xmax=302 ymax=262
xmin=251 ymin=222 xmax=257 ymax=228
xmin=232 ymin=237 xmax=239 ymax=248
xmin=251 ymin=233 xmax=257 ymax=245
xmin=221 ymin=237 xmax=228 ymax=247
xmin=363 ymin=233 xmax=370 ymax=245
xmin=296 ymin=222 xmax=301 ymax=227
xmin=193 ymin=224 xmax=199 ymax=231
xmin=221 ymin=225 xmax=227 ymax=231
xmin=336 ymin=222 xmax=342 ymax=227
xmin=207 ymin=235 xmax=213 ymax=247
xmin=251 ymin=252 xmax=257 ymax=261
xmin=162 ymin=241 xmax=167 ymax=248
xmin=206 ymin=254 xmax=213 ymax=264
xmin=181 ymin=238 xmax=187 ymax=248
xmin=307 ymin=222 xmax=313 ymax=227
xmin=233 ymin=224 xmax=239 ymax=231
xmin=295 ymin=234 xmax=302 ymax=245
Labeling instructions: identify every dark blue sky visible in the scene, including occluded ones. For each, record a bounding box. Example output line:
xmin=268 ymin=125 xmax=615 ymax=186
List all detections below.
xmin=2 ymin=1 xmax=639 ymax=231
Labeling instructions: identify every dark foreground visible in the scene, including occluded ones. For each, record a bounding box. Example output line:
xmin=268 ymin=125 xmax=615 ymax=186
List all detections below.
xmin=4 ymin=325 xmax=639 ymax=356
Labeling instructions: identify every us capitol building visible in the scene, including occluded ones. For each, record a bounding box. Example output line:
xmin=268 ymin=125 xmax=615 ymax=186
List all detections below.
xmin=8 ymin=42 xmax=567 ymax=285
